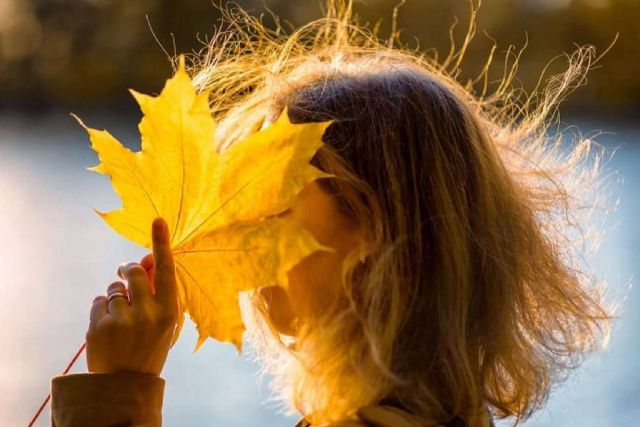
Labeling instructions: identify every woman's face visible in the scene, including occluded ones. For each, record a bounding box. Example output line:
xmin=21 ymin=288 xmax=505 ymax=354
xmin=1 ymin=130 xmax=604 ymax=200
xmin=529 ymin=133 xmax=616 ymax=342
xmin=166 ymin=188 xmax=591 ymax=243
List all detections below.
xmin=259 ymin=180 xmax=363 ymax=336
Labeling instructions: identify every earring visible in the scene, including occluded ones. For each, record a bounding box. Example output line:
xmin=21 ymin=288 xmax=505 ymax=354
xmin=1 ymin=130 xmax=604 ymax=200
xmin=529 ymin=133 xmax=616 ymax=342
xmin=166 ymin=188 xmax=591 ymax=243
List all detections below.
xmin=358 ymin=241 xmax=370 ymax=264
xmin=289 ymin=316 xmax=301 ymax=333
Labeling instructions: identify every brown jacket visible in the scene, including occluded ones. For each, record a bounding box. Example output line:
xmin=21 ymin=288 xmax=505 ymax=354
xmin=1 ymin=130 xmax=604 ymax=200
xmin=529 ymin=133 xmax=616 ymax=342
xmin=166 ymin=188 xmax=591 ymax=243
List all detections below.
xmin=51 ymin=373 xmax=491 ymax=427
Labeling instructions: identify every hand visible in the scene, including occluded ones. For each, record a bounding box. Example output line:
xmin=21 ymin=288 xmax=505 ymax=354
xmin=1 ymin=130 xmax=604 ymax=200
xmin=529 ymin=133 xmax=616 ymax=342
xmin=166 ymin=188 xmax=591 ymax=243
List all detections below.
xmin=86 ymin=217 xmax=178 ymax=376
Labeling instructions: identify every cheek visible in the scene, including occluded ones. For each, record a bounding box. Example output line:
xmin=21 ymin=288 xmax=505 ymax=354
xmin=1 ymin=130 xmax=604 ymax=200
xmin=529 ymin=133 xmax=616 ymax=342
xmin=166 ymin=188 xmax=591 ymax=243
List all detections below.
xmin=258 ymin=285 xmax=297 ymax=336
xmin=286 ymin=249 xmax=344 ymax=316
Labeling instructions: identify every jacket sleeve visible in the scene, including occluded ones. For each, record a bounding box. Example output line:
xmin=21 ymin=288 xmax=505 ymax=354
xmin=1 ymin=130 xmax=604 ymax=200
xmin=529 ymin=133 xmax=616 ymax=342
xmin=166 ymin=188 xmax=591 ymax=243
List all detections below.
xmin=50 ymin=372 xmax=165 ymax=427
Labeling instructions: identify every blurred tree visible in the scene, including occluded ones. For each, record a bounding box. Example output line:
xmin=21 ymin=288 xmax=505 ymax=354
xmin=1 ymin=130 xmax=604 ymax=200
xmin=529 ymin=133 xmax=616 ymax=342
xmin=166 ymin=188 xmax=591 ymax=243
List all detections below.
xmin=0 ymin=0 xmax=637 ymax=117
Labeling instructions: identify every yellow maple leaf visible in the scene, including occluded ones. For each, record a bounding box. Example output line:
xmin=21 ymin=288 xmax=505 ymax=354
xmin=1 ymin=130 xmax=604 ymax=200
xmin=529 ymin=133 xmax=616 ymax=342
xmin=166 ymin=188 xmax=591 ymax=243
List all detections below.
xmin=75 ymin=56 xmax=335 ymax=351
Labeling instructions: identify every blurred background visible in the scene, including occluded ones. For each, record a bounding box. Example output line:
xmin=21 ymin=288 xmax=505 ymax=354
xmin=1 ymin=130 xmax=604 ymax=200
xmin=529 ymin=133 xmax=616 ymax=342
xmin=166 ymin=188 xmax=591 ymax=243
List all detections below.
xmin=1 ymin=1 xmax=638 ymax=426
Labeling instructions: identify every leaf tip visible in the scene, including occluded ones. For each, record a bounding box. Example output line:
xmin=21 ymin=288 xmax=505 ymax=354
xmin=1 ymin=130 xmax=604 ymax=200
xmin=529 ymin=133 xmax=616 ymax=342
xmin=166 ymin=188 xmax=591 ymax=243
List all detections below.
xmin=129 ymin=88 xmax=152 ymax=111
xmin=169 ymin=314 xmax=184 ymax=349
xmin=70 ymin=112 xmax=89 ymax=131
xmin=128 ymin=88 xmax=142 ymax=98
xmin=194 ymin=334 xmax=207 ymax=353
xmin=177 ymin=54 xmax=186 ymax=72
xmin=86 ymin=164 xmax=105 ymax=174
xmin=318 ymin=242 xmax=337 ymax=254
xmin=171 ymin=54 xmax=190 ymax=83
xmin=90 ymin=207 xmax=110 ymax=222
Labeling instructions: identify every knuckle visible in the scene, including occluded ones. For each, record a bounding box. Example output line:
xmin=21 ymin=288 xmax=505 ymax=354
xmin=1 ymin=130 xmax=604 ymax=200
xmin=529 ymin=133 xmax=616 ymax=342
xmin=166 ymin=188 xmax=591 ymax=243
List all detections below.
xmin=100 ymin=319 xmax=118 ymax=335
xmin=127 ymin=264 xmax=147 ymax=277
xmin=140 ymin=254 xmax=154 ymax=267
xmin=107 ymin=281 xmax=125 ymax=293
xmin=132 ymin=306 xmax=154 ymax=323
xmin=156 ymin=312 xmax=177 ymax=329
xmin=154 ymin=265 xmax=168 ymax=276
xmin=134 ymin=316 xmax=153 ymax=330
xmin=155 ymin=261 xmax=174 ymax=274
xmin=103 ymin=316 xmax=132 ymax=334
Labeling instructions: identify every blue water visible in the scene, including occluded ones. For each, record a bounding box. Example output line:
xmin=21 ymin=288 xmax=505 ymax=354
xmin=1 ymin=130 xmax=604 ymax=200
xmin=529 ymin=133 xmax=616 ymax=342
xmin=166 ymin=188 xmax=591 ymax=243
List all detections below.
xmin=0 ymin=112 xmax=637 ymax=426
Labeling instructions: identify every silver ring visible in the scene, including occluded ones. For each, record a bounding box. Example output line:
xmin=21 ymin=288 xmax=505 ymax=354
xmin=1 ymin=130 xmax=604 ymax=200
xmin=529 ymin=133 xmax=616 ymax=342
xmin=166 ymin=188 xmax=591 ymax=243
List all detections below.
xmin=107 ymin=291 xmax=128 ymax=303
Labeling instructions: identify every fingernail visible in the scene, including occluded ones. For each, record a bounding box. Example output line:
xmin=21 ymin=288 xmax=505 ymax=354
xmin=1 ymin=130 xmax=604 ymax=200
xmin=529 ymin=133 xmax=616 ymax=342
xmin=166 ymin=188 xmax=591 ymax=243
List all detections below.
xmin=117 ymin=261 xmax=138 ymax=279
xmin=140 ymin=253 xmax=154 ymax=269
xmin=153 ymin=218 xmax=166 ymax=234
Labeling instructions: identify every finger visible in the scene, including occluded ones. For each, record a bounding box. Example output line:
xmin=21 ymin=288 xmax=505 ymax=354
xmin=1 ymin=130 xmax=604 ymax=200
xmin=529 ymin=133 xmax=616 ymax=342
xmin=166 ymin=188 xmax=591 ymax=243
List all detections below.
xmin=140 ymin=254 xmax=155 ymax=294
xmin=152 ymin=217 xmax=178 ymax=312
xmin=90 ymin=295 xmax=107 ymax=327
xmin=106 ymin=281 xmax=130 ymax=316
xmin=140 ymin=253 xmax=154 ymax=270
xmin=119 ymin=262 xmax=152 ymax=307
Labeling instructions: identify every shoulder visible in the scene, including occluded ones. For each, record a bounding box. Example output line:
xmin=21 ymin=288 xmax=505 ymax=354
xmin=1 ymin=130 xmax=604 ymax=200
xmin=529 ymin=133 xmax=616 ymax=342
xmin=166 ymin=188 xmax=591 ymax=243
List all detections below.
xmin=298 ymin=404 xmax=491 ymax=427
xmin=355 ymin=405 xmax=439 ymax=427
xmin=314 ymin=405 xmax=438 ymax=427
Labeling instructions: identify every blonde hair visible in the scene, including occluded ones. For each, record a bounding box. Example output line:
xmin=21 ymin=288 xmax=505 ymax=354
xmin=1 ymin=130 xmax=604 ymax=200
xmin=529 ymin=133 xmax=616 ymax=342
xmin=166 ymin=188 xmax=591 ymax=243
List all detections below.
xmin=186 ymin=2 xmax=614 ymax=425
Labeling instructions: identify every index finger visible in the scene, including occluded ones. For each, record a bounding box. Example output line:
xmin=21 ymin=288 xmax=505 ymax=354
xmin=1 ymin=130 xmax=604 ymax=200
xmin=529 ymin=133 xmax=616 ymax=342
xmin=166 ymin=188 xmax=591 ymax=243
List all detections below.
xmin=152 ymin=217 xmax=178 ymax=312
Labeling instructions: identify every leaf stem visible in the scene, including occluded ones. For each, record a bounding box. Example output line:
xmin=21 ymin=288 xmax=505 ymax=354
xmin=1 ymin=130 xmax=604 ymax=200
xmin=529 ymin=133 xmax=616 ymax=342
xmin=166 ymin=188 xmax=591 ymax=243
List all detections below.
xmin=27 ymin=341 xmax=87 ymax=427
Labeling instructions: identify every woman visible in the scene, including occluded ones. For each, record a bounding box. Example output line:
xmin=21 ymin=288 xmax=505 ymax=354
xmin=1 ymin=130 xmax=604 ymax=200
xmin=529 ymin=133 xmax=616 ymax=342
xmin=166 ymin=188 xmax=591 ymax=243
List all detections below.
xmin=50 ymin=3 xmax=612 ymax=426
